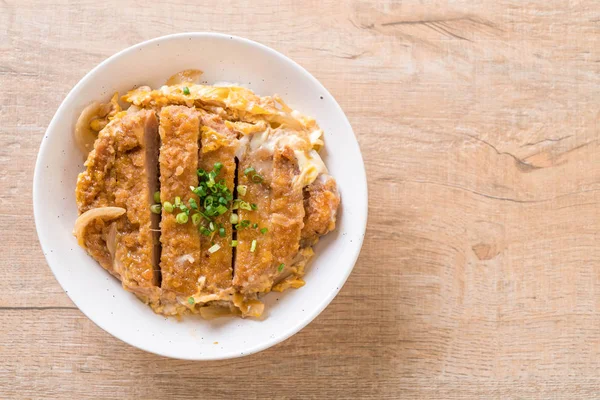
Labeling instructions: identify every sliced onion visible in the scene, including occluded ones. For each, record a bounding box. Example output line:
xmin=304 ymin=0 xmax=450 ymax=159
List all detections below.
xmin=165 ymin=69 xmax=203 ymax=86
xmin=74 ymin=102 xmax=104 ymax=156
xmin=199 ymin=305 xmax=238 ymax=319
xmin=105 ymin=222 xmax=118 ymax=261
xmin=232 ymin=293 xmax=264 ymax=318
xmin=73 ymin=207 xmax=126 ymax=247
xmin=75 ymin=94 xmax=121 ymax=157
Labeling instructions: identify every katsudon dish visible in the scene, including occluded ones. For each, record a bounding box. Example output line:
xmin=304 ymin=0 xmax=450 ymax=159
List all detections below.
xmin=73 ymin=70 xmax=340 ymax=318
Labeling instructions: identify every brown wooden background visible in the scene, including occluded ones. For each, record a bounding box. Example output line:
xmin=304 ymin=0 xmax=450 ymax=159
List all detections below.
xmin=1 ymin=1 xmax=599 ymax=398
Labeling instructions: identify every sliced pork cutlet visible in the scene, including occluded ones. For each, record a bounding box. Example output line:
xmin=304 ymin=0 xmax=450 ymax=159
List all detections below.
xmin=197 ymin=114 xmax=238 ymax=294
xmin=268 ymin=146 xmax=305 ymax=287
xmin=75 ymin=123 xmax=118 ymax=275
xmin=300 ymin=174 xmax=340 ymax=247
xmin=158 ymin=106 xmax=202 ymax=298
xmin=75 ymin=110 xmax=160 ymax=295
xmin=232 ymin=131 xmax=275 ymax=295
xmin=112 ymin=110 xmax=161 ymax=295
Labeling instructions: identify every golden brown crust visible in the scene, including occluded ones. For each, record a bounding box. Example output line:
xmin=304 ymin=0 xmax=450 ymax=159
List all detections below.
xmin=301 ymin=176 xmax=340 ymax=247
xmin=198 ymin=115 xmax=238 ymax=292
xmin=269 ymin=147 xmax=305 ymax=282
xmin=233 ymin=138 xmax=275 ymax=294
xmin=158 ymin=106 xmax=202 ymax=296
xmin=76 ymin=110 xmax=159 ymax=289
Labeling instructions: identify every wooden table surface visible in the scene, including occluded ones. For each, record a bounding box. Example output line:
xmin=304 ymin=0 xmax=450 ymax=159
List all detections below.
xmin=2 ymin=1 xmax=599 ymax=398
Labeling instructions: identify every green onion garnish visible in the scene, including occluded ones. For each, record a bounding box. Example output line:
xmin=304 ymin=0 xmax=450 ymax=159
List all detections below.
xmin=244 ymin=167 xmax=255 ymax=175
xmin=182 ymin=86 xmax=190 ymax=95
xmin=230 ymin=213 xmax=239 ymax=224
xmin=252 ymin=223 xmax=258 ymax=229
xmin=188 ymin=296 xmax=195 ymax=305
xmin=200 ymin=227 xmax=211 ymax=236
xmin=219 ymin=227 xmax=226 ymax=237
xmin=239 ymin=201 xmax=252 ymax=211
xmin=153 ymin=191 xmax=161 ymax=203
xmin=216 ymin=205 xmax=227 ymax=214
xmin=150 ymin=204 xmax=161 ymax=214
xmin=191 ymin=213 xmax=201 ymax=226
xmin=251 ymin=174 xmax=263 ymax=183
xmin=209 ymin=222 xmax=215 ymax=231
xmin=176 ymin=212 xmax=188 ymax=224
xmin=214 ymin=162 xmax=223 ymax=172
xmin=278 ymin=263 xmax=285 ymax=272
xmin=231 ymin=240 xmax=238 ymax=247
xmin=163 ymin=201 xmax=173 ymax=213
xmin=174 ymin=196 xmax=181 ymax=206
xmin=237 ymin=185 xmax=247 ymax=196
xmin=250 ymin=203 xmax=258 ymax=210
xmin=189 ymin=198 xmax=198 ymax=210
xmin=250 ymin=239 xmax=257 ymax=252
xmin=260 ymin=228 xmax=268 ymax=234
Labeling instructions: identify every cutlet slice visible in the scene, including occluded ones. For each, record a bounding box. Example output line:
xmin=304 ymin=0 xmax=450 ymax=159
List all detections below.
xmin=269 ymin=146 xmax=305 ymax=282
xmin=232 ymin=134 xmax=275 ymax=294
xmin=158 ymin=106 xmax=202 ymax=296
xmin=300 ymin=174 xmax=340 ymax=247
xmin=197 ymin=114 xmax=238 ymax=293
xmin=75 ymin=109 xmax=161 ymax=294
xmin=113 ymin=110 xmax=161 ymax=291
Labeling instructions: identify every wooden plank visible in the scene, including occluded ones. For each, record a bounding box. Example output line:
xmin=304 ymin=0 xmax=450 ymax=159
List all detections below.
xmin=1 ymin=0 xmax=599 ymax=398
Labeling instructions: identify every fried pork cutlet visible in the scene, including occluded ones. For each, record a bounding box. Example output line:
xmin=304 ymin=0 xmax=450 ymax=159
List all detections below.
xmin=75 ymin=109 xmax=160 ymax=296
xmin=158 ymin=106 xmax=202 ymax=297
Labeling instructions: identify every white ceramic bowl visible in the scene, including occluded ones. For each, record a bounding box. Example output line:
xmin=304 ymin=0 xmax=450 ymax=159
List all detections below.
xmin=34 ymin=33 xmax=367 ymax=360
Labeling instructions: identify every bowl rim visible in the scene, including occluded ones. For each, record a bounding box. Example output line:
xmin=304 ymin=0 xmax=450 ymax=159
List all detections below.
xmin=33 ymin=32 xmax=368 ymax=360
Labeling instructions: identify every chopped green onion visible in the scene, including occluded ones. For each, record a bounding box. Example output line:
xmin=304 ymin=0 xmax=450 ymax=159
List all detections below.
xmin=208 ymin=243 xmax=221 ymax=253
xmin=209 ymin=222 xmax=215 ymax=231
xmin=214 ymin=162 xmax=223 ymax=172
xmin=182 ymin=86 xmax=190 ymax=95
xmin=192 ymin=213 xmax=201 ymax=226
xmin=188 ymin=296 xmax=195 ymax=305
xmin=150 ymin=204 xmax=161 ymax=214
xmin=250 ymin=239 xmax=257 ymax=252
xmin=244 ymin=167 xmax=255 ymax=175
xmin=237 ymin=185 xmax=247 ymax=196
xmin=252 ymin=223 xmax=258 ymax=229
xmin=231 ymin=240 xmax=238 ymax=247
xmin=230 ymin=213 xmax=239 ymax=224
xmin=260 ymin=228 xmax=268 ymax=234
xmin=174 ymin=196 xmax=181 ymax=206
xmin=189 ymin=198 xmax=198 ymax=210
xmin=250 ymin=203 xmax=258 ymax=210
xmin=219 ymin=227 xmax=226 ymax=237
xmin=239 ymin=201 xmax=252 ymax=211
xmin=198 ymin=211 xmax=211 ymax=221
xmin=163 ymin=201 xmax=174 ymax=213
xmin=176 ymin=212 xmax=188 ymax=224
xmin=278 ymin=263 xmax=285 ymax=272
xmin=153 ymin=191 xmax=161 ymax=203
xmin=216 ymin=205 xmax=227 ymax=214
xmin=200 ymin=227 xmax=211 ymax=236
xmin=251 ymin=174 xmax=263 ymax=183
xmin=219 ymin=197 xmax=227 ymax=205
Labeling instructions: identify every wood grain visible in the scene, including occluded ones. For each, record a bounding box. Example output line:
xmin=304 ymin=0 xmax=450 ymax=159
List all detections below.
xmin=1 ymin=0 xmax=599 ymax=398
